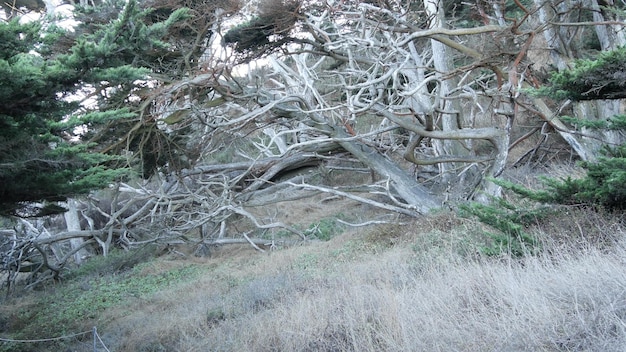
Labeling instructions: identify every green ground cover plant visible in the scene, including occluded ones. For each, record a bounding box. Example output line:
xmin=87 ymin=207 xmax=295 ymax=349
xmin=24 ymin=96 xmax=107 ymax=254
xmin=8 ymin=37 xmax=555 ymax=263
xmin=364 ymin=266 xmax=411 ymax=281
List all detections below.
xmin=1 ymin=252 xmax=204 ymax=352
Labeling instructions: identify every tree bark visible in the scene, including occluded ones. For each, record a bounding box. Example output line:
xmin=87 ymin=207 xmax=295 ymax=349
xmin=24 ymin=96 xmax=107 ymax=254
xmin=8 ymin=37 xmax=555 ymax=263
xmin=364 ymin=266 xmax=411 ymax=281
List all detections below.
xmin=424 ymin=0 xmax=465 ymax=183
xmin=63 ymin=199 xmax=90 ymax=265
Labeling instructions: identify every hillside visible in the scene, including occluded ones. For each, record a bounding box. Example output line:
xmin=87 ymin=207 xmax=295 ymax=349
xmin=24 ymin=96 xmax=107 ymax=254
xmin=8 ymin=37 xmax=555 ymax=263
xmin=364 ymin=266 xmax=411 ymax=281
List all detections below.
xmin=1 ymin=194 xmax=625 ymax=351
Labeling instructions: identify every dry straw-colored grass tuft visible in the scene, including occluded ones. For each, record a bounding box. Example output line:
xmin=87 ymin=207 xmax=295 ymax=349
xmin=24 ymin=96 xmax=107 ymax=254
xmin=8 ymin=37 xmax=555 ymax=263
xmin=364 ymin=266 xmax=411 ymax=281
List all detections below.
xmin=100 ymin=210 xmax=626 ymax=352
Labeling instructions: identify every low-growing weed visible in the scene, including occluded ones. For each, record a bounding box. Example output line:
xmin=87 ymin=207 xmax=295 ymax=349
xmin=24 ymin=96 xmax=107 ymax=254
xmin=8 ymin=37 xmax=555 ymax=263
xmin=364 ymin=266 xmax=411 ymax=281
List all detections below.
xmin=305 ymin=216 xmax=346 ymax=241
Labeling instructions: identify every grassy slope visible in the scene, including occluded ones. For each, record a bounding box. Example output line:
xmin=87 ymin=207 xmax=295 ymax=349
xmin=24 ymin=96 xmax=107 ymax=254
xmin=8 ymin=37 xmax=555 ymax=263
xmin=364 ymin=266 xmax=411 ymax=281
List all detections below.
xmin=2 ymin=209 xmax=626 ymax=351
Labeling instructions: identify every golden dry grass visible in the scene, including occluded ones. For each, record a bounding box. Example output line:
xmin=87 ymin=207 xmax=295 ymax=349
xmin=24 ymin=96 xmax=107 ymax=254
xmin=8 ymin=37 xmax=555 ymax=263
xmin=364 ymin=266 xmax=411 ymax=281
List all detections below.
xmin=2 ymin=206 xmax=625 ymax=352
xmin=84 ymin=210 xmax=626 ymax=352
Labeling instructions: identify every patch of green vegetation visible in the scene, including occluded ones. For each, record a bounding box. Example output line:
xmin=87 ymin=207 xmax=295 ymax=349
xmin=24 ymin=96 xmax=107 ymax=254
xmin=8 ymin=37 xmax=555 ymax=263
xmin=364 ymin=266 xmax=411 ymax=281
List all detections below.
xmin=534 ymin=46 xmax=626 ymax=101
xmin=64 ymin=246 xmax=158 ymax=280
xmin=4 ymin=259 xmax=204 ymax=352
xmin=305 ymin=216 xmax=346 ymax=241
xmin=494 ymin=116 xmax=626 ymax=211
xmin=459 ymin=197 xmax=544 ymax=257
xmin=206 ymin=308 xmax=228 ymax=327
xmin=294 ymin=253 xmax=320 ymax=271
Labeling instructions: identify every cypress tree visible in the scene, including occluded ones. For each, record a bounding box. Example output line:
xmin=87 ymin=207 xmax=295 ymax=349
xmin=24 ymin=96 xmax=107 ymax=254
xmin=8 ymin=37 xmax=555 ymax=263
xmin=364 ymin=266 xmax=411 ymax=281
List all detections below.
xmin=0 ymin=0 xmax=188 ymax=216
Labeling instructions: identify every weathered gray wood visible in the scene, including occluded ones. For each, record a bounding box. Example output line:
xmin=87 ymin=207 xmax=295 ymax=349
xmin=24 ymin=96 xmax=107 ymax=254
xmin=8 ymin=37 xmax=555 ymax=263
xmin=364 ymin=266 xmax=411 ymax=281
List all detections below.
xmin=260 ymin=97 xmax=442 ymax=214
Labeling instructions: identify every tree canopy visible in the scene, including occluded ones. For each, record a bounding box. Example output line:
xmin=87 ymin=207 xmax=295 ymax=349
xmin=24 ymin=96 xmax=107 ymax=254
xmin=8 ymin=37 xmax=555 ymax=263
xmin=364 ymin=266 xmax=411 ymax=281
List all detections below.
xmin=0 ymin=0 xmax=189 ymax=216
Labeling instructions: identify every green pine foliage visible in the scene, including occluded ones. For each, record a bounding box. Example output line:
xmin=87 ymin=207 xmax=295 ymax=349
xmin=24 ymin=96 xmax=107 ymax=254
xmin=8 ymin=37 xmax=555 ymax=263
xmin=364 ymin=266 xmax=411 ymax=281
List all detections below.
xmin=504 ymin=153 xmax=626 ymax=210
xmin=463 ymin=44 xmax=626 ymax=251
xmin=459 ymin=197 xmax=542 ymax=257
xmin=222 ymin=17 xmax=275 ymax=52
xmin=0 ymin=0 xmax=189 ymax=216
xmin=535 ymin=46 xmax=626 ymax=100
xmin=492 ymin=115 xmax=626 ymax=210
xmin=511 ymin=46 xmax=626 ymax=211
xmin=69 ymin=5 xmax=188 ymax=81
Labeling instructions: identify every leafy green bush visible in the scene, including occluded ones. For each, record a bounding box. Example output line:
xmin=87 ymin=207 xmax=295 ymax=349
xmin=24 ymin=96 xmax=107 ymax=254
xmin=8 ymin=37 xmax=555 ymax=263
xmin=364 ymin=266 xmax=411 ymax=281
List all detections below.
xmin=462 ymin=114 xmax=624 ymax=254
xmin=463 ymin=97 xmax=625 ymax=255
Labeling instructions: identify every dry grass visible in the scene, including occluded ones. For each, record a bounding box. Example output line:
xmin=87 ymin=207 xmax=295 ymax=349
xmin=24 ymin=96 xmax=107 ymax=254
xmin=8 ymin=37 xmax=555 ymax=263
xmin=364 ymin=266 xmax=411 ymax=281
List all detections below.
xmin=2 ymin=205 xmax=624 ymax=351
xmin=85 ymin=210 xmax=626 ymax=352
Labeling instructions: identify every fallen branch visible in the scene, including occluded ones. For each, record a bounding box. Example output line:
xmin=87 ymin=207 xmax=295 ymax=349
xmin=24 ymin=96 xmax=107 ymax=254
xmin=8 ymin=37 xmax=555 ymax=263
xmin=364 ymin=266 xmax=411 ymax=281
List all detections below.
xmin=227 ymin=206 xmax=307 ymax=239
xmin=336 ymin=219 xmax=407 ymax=227
xmin=286 ymin=181 xmax=423 ymax=217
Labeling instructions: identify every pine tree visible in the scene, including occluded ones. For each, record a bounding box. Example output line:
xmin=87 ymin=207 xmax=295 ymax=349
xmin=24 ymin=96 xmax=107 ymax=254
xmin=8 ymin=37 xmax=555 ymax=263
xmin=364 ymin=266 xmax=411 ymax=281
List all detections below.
xmin=513 ymin=48 xmax=626 ymax=210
